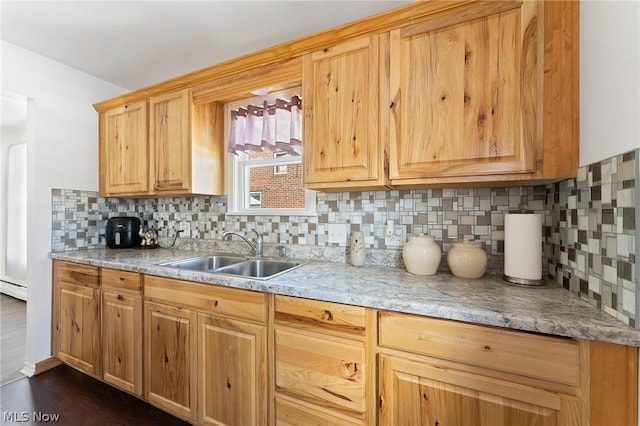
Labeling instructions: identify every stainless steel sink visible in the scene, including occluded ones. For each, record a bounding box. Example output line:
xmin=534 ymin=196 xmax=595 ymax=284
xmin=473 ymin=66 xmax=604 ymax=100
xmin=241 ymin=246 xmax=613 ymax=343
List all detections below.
xmin=161 ymin=255 xmax=247 ymax=271
xmin=160 ymin=255 xmax=303 ymax=279
xmin=215 ymin=259 xmax=302 ymax=279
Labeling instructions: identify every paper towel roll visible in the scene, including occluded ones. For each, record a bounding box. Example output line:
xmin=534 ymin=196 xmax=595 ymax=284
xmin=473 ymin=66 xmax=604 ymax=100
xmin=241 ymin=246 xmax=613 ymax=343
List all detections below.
xmin=504 ymin=213 xmax=542 ymax=283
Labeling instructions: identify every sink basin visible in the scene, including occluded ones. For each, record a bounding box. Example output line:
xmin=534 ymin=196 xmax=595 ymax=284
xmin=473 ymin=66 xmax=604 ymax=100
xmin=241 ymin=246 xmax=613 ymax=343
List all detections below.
xmin=160 ymin=255 xmax=303 ymax=279
xmin=215 ymin=259 xmax=303 ymax=279
xmin=161 ymin=255 xmax=247 ymax=271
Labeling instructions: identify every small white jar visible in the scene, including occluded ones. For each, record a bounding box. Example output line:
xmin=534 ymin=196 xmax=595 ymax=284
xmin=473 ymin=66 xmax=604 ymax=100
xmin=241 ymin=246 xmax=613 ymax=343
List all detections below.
xmin=447 ymin=239 xmax=488 ymax=279
xmin=402 ymin=233 xmax=441 ymax=275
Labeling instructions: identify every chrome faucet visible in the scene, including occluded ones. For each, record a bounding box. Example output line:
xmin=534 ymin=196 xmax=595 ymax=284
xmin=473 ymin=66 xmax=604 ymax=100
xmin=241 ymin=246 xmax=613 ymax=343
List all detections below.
xmin=222 ymin=230 xmax=263 ymax=257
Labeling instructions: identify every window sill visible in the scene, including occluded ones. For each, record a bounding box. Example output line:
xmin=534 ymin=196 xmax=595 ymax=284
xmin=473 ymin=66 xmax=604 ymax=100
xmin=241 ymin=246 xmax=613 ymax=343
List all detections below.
xmin=226 ymin=209 xmax=318 ymax=217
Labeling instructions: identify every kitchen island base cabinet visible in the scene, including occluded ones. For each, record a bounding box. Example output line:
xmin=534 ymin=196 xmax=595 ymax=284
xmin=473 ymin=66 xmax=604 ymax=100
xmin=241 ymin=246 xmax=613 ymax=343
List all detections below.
xmin=144 ymin=300 xmax=197 ymax=422
xmin=51 ymin=261 xmax=101 ymax=378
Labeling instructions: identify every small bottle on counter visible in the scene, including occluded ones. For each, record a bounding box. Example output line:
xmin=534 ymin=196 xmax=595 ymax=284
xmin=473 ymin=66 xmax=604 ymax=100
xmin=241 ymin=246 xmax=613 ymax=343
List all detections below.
xmin=350 ymin=231 xmax=366 ymax=267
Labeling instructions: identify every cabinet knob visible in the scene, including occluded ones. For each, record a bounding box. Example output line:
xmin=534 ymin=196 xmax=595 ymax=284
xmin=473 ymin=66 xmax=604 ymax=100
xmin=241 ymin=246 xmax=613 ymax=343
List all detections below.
xmin=117 ymin=294 xmax=124 ymax=301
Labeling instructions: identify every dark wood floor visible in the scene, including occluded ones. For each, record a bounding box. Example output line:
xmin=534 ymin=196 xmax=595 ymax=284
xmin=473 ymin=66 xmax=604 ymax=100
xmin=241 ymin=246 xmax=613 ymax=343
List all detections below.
xmin=0 ymin=365 xmax=190 ymax=425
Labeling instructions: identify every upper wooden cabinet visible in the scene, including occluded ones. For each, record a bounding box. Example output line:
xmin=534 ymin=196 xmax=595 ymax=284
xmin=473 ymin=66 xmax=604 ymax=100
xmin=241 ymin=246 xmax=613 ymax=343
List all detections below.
xmin=388 ymin=2 xmax=535 ymax=183
xmin=303 ymin=36 xmax=389 ymax=190
xmin=101 ymin=100 xmax=149 ymax=195
xmin=385 ymin=1 xmax=577 ymax=187
xmin=99 ymin=89 xmax=224 ymax=197
xmin=95 ymin=1 xmax=577 ymax=191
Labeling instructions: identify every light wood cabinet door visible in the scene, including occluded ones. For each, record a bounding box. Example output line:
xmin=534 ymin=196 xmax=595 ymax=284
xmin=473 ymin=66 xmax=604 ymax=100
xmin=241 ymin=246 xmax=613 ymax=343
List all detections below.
xmin=144 ymin=300 xmax=197 ymax=421
xmin=303 ymin=36 xmax=387 ymax=190
xmin=149 ymin=89 xmax=191 ymax=194
xmin=198 ymin=313 xmax=268 ymax=426
xmin=379 ymin=354 xmax=579 ymax=426
xmin=52 ymin=261 xmax=101 ymax=377
xmin=102 ymin=290 xmax=142 ymax=396
xmin=100 ymin=100 xmax=149 ymax=195
xmin=387 ymin=2 xmax=538 ymax=185
xmin=55 ymin=282 xmax=101 ymax=377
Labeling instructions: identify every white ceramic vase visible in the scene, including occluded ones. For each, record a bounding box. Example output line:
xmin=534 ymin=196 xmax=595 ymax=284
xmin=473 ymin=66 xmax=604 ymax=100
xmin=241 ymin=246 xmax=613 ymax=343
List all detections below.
xmin=447 ymin=239 xmax=488 ymax=279
xmin=402 ymin=233 xmax=441 ymax=275
xmin=350 ymin=231 xmax=366 ymax=267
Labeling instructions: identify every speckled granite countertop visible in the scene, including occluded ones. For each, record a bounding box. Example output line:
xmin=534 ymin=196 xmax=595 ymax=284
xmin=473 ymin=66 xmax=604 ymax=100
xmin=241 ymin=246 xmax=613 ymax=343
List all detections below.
xmin=50 ymin=248 xmax=640 ymax=347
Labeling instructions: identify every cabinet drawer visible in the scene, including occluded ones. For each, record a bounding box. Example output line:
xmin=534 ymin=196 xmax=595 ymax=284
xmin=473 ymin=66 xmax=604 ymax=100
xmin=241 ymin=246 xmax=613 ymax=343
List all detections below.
xmin=378 ymin=311 xmax=580 ymax=386
xmin=101 ymin=268 xmax=142 ymax=293
xmin=276 ymin=397 xmax=363 ymax=426
xmin=144 ymin=275 xmax=267 ymax=323
xmin=54 ymin=260 xmax=99 ymax=288
xmin=275 ymin=329 xmax=366 ymax=416
xmin=275 ymin=295 xmax=366 ymax=340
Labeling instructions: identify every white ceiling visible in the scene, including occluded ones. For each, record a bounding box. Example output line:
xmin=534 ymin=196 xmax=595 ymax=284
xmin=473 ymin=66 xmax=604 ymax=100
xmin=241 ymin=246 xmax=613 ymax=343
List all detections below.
xmin=1 ymin=0 xmax=411 ymax=91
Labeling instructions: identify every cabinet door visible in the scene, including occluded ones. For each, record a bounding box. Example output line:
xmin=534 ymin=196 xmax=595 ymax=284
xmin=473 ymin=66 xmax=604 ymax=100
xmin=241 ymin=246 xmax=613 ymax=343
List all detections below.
xmin=149 ymin=89 xmax=191 ymax=194
xmin=275 ymin=328 xmax=365 ymax=418
xmin=101 ymin=100 xmax=149 ymax=195
xmin=55 ymin=282 xmax=101 ymax=376
xmin=144 ymin=300 xmax=197 ymax=421
xmin=379 ymin=354 xmax=579 ymax=426
xmin=388 ymin=2 xmax=538 ymax=183
xmin=303 ymin=36 xmax=385 ymax=189
xmin=102 ymin=291 xmax=142 ymax=396
xmin=198 ymin=314 xmax=267 ymax=426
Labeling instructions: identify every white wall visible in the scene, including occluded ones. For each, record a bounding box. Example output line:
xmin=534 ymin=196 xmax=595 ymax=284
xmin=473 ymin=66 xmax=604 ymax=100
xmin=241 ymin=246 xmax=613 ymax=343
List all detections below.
xmin=1 ymin=41 xmax=127 ymax=370
xmin=580 ymin=0 xmax=640 ymax=166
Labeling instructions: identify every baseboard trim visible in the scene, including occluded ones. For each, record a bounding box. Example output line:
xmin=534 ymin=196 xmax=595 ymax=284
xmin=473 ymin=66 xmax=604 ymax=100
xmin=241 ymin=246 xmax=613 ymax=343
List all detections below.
xmin=22 ymin=357 xmax=62 ymax=377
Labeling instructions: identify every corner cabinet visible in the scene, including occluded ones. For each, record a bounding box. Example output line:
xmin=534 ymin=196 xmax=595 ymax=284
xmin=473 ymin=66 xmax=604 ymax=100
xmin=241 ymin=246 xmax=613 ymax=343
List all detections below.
xmin=98 ymin=89 xmax=225 ymax=197
xmin=386 ymin=1 xmax=578 ymax=187
xmin=302 ymin=36 xmax=389 ymax=190
xmin=51 ymin=260 xmax=101 ymax=378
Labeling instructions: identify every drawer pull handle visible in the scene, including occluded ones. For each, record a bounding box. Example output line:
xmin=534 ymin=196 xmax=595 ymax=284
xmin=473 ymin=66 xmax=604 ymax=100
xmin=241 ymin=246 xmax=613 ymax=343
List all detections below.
xmin=322 ymin=310 xmax=333 ymax=321
xmin=117 ymin=294 xmax=124 ymax=301
xmin=483 ymin=345 xmax=491 ymax=351
xmin=119 ymin=277 xmax=125 ymax=281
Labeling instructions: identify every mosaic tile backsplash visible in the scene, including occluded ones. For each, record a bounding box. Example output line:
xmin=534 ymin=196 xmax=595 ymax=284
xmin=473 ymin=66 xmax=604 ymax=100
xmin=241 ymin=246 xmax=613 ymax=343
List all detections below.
xmin=51 ymin=149 xmax=638 ymax=327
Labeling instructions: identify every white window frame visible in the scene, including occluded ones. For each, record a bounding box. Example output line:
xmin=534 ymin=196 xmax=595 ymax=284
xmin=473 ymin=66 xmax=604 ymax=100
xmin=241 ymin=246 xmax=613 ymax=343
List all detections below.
xmin=225 ymin=88 xmax=316 ymax=216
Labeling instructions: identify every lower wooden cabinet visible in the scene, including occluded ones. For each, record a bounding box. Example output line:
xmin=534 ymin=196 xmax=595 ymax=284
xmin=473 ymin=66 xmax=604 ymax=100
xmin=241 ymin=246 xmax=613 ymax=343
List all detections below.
xmin=377 ymin=311 xmax=638 ymax=426
xmin=144 ymin=274 xmax=268 ymax=425
xmin=52 ymin=261 xmax=101 ymax=377
xmin=198 ymin=313 xmax=267 ymax=425
xmin=144 ymin=299 xmax=198 ymax=421
xmin=101 ymin=268 xmax=143 ymax=396
xmin=273 ymin=295 xmax=373 ymax=425
xmin=379 ymin=354 xmax=577 ymax=426
xmin=52 ymin=261 xmax=638 ymax=426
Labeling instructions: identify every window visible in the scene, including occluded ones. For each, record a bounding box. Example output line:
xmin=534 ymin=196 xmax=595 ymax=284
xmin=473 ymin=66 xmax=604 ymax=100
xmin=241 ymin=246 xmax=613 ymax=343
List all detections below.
xmin=225 ymin=88 xmax=316 ymax=215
